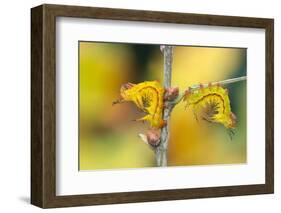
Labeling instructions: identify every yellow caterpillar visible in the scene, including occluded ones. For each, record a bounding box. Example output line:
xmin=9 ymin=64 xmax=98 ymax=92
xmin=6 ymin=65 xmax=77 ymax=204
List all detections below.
xmin=184 ymin=84 xmax=236 ymax=130
xmin=113 ymin=81 xmax=165 ymax=129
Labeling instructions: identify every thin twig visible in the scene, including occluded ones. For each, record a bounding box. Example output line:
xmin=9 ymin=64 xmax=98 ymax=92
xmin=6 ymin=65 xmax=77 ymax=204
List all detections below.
xmin=173 ymin=76 xmax=247 ymax=105
xmin=191 ymin=76 xmax=247 ymax=89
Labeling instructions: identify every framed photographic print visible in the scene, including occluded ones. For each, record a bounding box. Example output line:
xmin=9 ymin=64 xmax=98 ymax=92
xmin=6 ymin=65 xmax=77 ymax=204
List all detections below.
xmin=31 ymin=4 xmax=274 ymax=208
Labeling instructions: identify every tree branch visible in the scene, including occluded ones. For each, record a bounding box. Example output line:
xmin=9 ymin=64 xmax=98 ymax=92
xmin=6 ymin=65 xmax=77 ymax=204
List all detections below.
xmin=191 ymin=76 xmax=247 ymax=89
xmin=172 ymin=76 xmax=247 ymax=105
xmin=155 ymin=45 xmax=173 ymax=167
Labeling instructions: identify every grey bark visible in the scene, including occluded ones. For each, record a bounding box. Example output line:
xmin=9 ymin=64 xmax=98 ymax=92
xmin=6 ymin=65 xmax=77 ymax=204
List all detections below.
xmin=155 ymin=45 xmax=173 ymax=167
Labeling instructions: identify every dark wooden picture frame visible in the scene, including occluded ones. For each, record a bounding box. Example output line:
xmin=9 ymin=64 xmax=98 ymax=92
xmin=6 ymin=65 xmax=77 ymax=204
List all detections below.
xmin=31 ymin=4 xmax=274 ymax=208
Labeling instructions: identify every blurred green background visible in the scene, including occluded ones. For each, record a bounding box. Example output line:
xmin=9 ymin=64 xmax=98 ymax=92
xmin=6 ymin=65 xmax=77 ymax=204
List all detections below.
xmin=79 ymin=42 xmax=246 ymax=170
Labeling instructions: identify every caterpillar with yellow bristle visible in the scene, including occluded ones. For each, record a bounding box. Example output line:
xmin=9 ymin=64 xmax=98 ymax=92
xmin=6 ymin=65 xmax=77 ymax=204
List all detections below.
xmin=113 ymin=81 xmax=165 ymax=129
xmin=183 ymin=83 xmax=236 ymax=136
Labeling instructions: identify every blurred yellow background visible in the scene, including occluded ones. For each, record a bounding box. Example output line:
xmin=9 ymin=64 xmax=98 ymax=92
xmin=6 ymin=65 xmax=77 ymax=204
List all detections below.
xmin=79 ymin=42 xmax=246 ymax=170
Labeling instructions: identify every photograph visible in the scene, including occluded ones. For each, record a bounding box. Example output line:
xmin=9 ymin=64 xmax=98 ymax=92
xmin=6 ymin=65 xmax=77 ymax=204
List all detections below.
xmin=78 ymin=41 xmax=247 ymax=170
xmin=30 ymin=4 xmax=274 ymax=208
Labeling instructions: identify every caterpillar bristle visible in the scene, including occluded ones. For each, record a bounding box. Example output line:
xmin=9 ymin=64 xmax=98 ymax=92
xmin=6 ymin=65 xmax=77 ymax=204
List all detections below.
xmin=227 ymin=129 xmax=235 ymax=140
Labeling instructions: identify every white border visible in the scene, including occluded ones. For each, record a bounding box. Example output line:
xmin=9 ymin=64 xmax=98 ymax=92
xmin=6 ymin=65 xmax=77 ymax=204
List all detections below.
xmin=56 ymin=17 xmax=265 ymax=195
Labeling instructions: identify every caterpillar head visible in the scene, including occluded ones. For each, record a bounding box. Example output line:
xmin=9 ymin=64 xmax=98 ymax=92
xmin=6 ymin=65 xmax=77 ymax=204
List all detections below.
xmin=120 ymin=82 xmax=136 ymax=101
